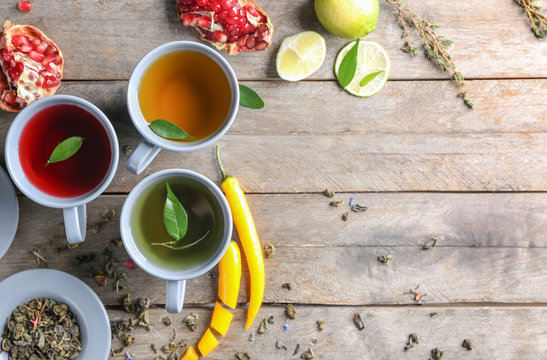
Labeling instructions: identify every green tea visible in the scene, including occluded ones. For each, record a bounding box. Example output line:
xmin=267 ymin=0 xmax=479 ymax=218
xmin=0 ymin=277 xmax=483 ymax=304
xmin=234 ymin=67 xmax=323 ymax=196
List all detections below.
xmin=131 ymin=176 xmax=225 ymax=270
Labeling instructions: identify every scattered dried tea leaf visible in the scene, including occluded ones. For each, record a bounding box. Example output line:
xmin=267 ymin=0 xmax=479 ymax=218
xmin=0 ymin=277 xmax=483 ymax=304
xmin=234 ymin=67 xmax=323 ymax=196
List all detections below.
xmin=378 ymin=254 xmax=393 ymax=264
xmin=275 ymin=340 xmax=288 ymax=350
xmin=155 ymin=356 xmax=166 ymax=360
xmin=151 ymin=344 xmax=157 ymax=353
xmin=257 ymin=318 xmax=268 ymax=334
xmin=404 ymin=333 xmax=420 ymax=351
xmin=162 ymin=316 xmax=171 ymax=326
xmin=353 ymin=312 xmax=365 ymax=330
xmin=184 ymin=312 xmax=199 ymax=331
xmin=301 ymin=348 xmax=314 ymax=359
xmin=293 ymin=344 xmax=300 ymax=356
xmin=267 ymin=315 xmax=274 ymax=324
xmin=235 ymin=352 xmax=251 ymax=360
xmin=94 ymin=271 xmax=107 ymax=287
xmin=282 ymin=283 xmax=293 ymax=290
xmin=317 ymin=319 xmax=325 ymax=332
xmin=322 ymin=189 xmax=335 ymax=198
xmin=57 ymin=242 xmax=79 ymax=253
xmin=122 ymin=145 xmax=133 ymax=156
xmin=249 ymin=332 xmax=255 ymax=342
xmin=330 ymin=200 xmax=344 ymax=207
xmin=430 ymin=312 xmax=439 ymax=318
xmin=406 ymin=285 xmax=427 ymax=302
xmin=110 ymin=237 xmax=123 ymax=248
xmin=73 ymin=253 xmax=96 ymax=265
xmin=31 ymin=248 xmax=48 ymax=268
xmin=120 ymin=333 xmax=135 ymax=347
xmin=462 ymin=339 xmax=472 ymax=351
xmin=162 ymin=342 xmax=176 ymax=353
xmin=422 ymin=237 xmax=438 ymax=250
xmin=263 ymin=243 xmax=275 ymax=259
xmin=351 ymin=204 xmax=367 ymax=212
xmin=342 ymin=212 xmax=349 ymax=221
xmin=431 ymin=348 xmax=444 ymax=359
xmin=285 ymin=304 xmax=297 ymax=319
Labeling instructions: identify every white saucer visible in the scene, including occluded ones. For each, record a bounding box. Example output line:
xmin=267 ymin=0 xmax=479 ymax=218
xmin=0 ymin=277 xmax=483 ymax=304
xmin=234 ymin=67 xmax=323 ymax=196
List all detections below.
xmin=0 ymin=166 xmax=18 ymax=260
xmin=0 ymin=269 xmax=111 ymax=360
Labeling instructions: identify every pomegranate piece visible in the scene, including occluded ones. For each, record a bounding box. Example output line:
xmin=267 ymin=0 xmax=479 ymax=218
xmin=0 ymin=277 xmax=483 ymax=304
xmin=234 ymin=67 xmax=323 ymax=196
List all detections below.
xmin=0 ymin=20 xmax=64 ymax=112
xmin=17 ymin=1 xmax=32 ymax=12
xmin=176 ymin=0 xmax=274 ymax=55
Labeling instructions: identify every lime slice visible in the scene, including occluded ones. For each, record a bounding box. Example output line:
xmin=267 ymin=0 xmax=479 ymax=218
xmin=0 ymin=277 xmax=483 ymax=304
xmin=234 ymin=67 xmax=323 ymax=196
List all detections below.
xmin=276 ymin=31 xmax=327 ymax=81
xmin=334 ymin=40 xmax=390 ymax=97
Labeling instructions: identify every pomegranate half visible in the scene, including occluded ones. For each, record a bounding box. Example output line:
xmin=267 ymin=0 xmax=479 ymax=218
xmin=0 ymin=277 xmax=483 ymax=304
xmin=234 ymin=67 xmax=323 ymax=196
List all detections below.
xmin=176 ymin=0 xmax=274 ymax=55
xmin=0 ymin=20 xmax=64 ymax=112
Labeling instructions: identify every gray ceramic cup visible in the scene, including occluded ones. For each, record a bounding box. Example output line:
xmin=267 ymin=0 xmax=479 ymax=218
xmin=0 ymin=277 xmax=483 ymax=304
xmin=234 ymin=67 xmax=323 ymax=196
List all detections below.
xmin=125 ymin=41 xmax=239 ymax=175
xmin=120 ymin=168 xmax=232 ymax=312
xmin=4 ymin=95 xmax=119 ymax=245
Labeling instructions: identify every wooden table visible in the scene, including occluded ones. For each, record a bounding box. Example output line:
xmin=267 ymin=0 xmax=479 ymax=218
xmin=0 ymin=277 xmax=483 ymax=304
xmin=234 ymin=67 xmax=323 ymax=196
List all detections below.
xmin=1 ymin=0 xmax=546 ymax=359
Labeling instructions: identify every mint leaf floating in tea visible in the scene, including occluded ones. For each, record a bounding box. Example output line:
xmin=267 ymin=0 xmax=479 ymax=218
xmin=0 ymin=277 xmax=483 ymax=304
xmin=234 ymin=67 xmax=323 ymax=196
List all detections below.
xmin=360 ymin=70 xmax=384 ymax=87
xmin=150 ymin=119 xmax=195 ymax=140
xmin=46 ymin=136 xmax=83 ymax=165
xmin=239 ymin=84 xmax=264 ymax=109
xmin=152 ymin=182 xmax=210 ymax=250
xmin=337 ymin=38 xmax=359 ymax=89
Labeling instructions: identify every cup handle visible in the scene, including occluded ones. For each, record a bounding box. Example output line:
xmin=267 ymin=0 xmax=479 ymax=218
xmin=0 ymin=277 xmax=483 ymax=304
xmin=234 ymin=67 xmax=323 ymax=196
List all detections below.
xmin=166 ymin=279 xmax=186 ymax=313
xmin=63 ymin=204 xmax=86 ymax=244
xmin=126 ymin=140 xmax=161 ymax=175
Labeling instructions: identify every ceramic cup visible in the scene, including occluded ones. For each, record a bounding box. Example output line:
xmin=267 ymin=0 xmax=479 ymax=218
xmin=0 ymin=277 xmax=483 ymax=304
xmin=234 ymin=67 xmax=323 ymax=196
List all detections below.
xmin=120 ymin=168 xmax=232 ymax=312
xmin=4 ymin=95 xmax=119 ymax=245
xmin=125 ymin=41 xmax=239 ymax=175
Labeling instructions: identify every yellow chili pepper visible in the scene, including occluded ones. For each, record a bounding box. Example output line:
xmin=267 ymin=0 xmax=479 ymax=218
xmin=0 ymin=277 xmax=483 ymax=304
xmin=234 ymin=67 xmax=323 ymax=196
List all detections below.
xmin=216 ymin=145 xmax=265 ymax=329
xmin=180 ymin=346 xmax=198 ymax=360
xmin=210 ymin=301 xmax=234 ymax=336
xmin=197 ymin=328 xmax=218 ymax=357
xmin=218 ymin=241 xmax=242 ymax=309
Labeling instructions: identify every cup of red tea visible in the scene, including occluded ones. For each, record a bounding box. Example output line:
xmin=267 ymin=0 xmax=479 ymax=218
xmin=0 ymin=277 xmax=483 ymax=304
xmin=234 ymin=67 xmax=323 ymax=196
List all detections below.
xmin=5 ymin=95 xmax=119 ymax=244
xmin=125 ymin=41 xmax=239 ymax=175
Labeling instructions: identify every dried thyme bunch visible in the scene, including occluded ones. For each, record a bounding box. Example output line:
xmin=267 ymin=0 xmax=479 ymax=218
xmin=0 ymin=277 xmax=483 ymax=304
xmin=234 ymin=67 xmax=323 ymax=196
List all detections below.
xmin=385 ymin=0 xmax=474 ymax=109
xmin=515 ymin=0 xmax=547 ymax=38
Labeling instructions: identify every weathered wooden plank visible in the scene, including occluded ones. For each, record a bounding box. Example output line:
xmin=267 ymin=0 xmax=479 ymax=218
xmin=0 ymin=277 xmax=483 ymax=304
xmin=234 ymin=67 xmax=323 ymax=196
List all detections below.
xmin=106 ymin=306 xmax=547 ymax=360
xmin=1 ymin=0 xmax=545 ymax=80
xmin=2 ymin=205 xmax=546 ymax=305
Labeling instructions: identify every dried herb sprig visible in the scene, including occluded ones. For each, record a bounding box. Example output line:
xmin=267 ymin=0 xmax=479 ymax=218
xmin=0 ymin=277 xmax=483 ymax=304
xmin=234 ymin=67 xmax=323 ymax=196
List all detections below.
xmin=515 ymin=0 xmax=547 ymax=38
xmin=385 ymin=0 xmax=473 ymax=109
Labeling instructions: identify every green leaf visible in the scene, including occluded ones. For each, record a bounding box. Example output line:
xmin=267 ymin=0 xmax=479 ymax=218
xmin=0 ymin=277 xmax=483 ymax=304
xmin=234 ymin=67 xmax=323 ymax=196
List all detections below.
xmin=150 ymin=119 xmax=195 ymax=140
xmin=239 ymin=84 xmax=264 ymax=109
xmin=337 ymin=39 xmax=360 ymax=89
xmin=359 ymin=70 xmax=384 ymax=87
xmin=152 ymin=230 xmax=210 ymax=250
xmin=163 ymin=182 xmax=188 ymax=241
xmin=47 ymin=136 xmax=83 ymax=165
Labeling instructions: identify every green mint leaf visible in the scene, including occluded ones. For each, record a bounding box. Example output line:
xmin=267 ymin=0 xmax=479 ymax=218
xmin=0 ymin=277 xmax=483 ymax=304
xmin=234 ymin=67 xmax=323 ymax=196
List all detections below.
xmin=337 ymin=39 xmax=360 ymax=89
xmin=239 ymin=84 xmax=264 ymax=109
xmin=152 ymin=230 xmax=210 ymax=250
xmin=359 ymin=70 xmax=384 ymax=87
xmin=150 ymin=119 xmax=195 ymax=140
xmin=163 ymin=182 xmax=188 ymax=241
xmin=47 ymin=136 xmax=83 ymax=165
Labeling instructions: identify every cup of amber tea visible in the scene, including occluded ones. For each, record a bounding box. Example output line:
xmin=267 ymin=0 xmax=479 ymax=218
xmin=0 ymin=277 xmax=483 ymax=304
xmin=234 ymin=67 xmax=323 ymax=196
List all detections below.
xmin=4 ymin=95 xmax=119 ymax=245
xmin=125 ymin=41 xmax=239 ymax=175
xmin=120 ymin=169 xmax=232 ymax=312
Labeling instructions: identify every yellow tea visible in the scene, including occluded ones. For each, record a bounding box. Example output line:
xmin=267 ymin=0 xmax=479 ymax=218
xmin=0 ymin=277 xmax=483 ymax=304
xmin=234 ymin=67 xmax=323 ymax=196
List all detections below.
xmin=138 ymin=50 xmax=231 ymax=141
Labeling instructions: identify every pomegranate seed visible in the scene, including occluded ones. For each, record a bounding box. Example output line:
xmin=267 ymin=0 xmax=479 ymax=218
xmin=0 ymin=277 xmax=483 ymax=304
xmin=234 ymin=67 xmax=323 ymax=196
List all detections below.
xmin=15 ymin=96 xmax=26 ymax=104
xmin=229 ymin=35 xmax=238 ymax=42
xmin=258 ymin=24 xmax=268 ymax=34
xmin=237 ymin=37 xmax=246 ymax=47
xmin=245 ymin=36 xmax=255 ymax=49
xmin=221 ymin=1 xmax=231 ymax=10
xmin=211 ymin=3 xmax=221 ymax=12
xmin=33 ymin=41 xmax=48 ymax=54
xmin=45 ymin=62 xmax=58 ymax=74
xmin=54 ymin=55 xmax=62 ymax=65
xmin=213 ymin=31 xmax=227 ymax=43
xmin=11 ymin=35 xmax=30 ymax=47
xmin=255 ymin=41 xmax=267 ymax=51
xmin=17 ymin=1 xmax=31 ymax=12
xmin=5 ymin=93 xmax=16 ymax=103
xmin=28 ymin=50 xmax=45 ymax=62
xmin=32 ymin=39 xmax=41 ymax=46
xmin=44 ymin=46 xmax=56 ymax=56
xmin=19 ymin=44 xmax=33 ymax=53
xmin=198 ymin=15 xmax=211 ymax=28
xmin=42 ymin=54 xmax=56 ymax=66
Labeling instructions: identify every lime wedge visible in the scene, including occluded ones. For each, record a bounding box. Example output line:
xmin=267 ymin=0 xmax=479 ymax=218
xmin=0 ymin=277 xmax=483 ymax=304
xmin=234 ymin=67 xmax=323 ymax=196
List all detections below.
xmin=335 ymin=40 xmax=390 ymax=97
xmin=276 ymin=31 xmax=327 ymax=81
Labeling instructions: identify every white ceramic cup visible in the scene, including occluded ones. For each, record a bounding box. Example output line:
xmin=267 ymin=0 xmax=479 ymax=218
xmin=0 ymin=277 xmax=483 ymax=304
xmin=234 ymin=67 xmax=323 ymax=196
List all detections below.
xmin=125 ymin=41 xmax=240 ymax=175
xmin=120 ymin=168 xmax=233 ymax=313
xmin=4 ymin=95 xmax=119 ymax=245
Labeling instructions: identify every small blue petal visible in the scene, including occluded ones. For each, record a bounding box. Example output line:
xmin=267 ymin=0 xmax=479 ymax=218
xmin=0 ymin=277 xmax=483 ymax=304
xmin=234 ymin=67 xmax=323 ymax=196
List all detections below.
xmin=349 ymin=196 xmax=355 ymax=207
xmin=284 ymin=320 xmax=290 ymax=331
xmin=125 ymin=352 xmax=133 ymax=360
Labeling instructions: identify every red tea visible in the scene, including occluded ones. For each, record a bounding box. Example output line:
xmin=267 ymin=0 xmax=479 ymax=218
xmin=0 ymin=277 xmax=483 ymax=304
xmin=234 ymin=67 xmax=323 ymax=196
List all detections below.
xmin=19 ymin=104 xmax=112 ymax=198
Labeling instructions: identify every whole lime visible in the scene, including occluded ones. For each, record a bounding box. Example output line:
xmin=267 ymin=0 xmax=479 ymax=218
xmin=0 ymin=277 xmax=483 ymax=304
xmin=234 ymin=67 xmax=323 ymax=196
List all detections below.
xmin=314 ymin=0 xmax=380 ymax=39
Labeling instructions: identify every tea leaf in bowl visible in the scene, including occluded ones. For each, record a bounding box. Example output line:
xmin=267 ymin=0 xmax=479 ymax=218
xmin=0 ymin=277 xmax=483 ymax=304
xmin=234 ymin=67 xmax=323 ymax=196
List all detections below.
xmin=163 ymin=182 xmax=188 ymax=240
xmin=150 ymin=119 xmax=195 ymax=140
xmin=47 ymin=136 xmax=83 ymax=165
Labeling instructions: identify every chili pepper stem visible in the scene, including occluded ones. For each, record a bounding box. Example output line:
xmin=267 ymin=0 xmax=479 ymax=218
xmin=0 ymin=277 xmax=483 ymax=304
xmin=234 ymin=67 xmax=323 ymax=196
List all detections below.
xmin=216 ymin=145 xmax=231 ymax=182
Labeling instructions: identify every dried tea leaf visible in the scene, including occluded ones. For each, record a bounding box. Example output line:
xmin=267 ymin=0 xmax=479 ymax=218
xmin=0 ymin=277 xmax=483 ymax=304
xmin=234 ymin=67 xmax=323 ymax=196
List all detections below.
xmin=151 ymin=344 xmax=157 ymax=353
xmin=184 ymin=313 xmax=199 ymax=332
xmin=275 ymin=340 xmax=288 ymax=350
xmin=353 ymin=312 xmax=365 ymax=330
xmin=462 ymin=339 xmax=472 ymax=351
xmin=301 ymin=348 xmax=314 ymax=359
xmin=110 ymin=237 xmax=123 ymax=248
xmin=285 ymin=304 xmax=297 ymax=320
xmin=317 ymin=320 xmax=325 ymax=332
xmin=322 ymin=189 xmax=335 ymax=198
xmin=330 ymin=200 xmax=344 ymax=207
xmin=282 ymin=283 xmax=293 ymax=290
xmin=351 ymin=204 xmax=367 ymax=212
xmin=257 ymin=318 xmax=267 ymax=334
xmin=430 ymin=312 xmax=439 ymax=318
xmin=122 ymin=145 xmax=133 ymax=156
xmin=422 ymin=237 xmax=438 ymax=250
xmin=431 ymin=348 xmax=444 ymax=360
xmin=342 ymin=212 xmax=349 ymax=221
xmin=377 ymin=254 xmax=393 ymax=264
xmin=404 ymin=333 xmax=420 ymax=351
xmin=155 ymin=356 xmax=166 ymax=360
xmin=162 ymin=316 xmax=171 ymax=326
xmin=264 ymin=243 xmax=275 ymax=259
xmin=293 ymin=344 xmax=300 ymax=356
xmin=249 ymin=332 xmax=255 ymax=342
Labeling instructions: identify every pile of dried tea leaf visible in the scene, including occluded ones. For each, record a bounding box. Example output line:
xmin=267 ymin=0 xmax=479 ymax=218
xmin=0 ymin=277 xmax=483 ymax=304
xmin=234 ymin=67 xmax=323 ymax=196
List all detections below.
xmin=1 ymin=298 xmax=81 ymax=360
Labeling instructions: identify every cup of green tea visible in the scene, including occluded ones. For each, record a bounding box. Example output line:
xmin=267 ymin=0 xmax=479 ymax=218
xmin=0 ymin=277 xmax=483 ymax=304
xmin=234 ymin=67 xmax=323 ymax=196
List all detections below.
xmin=120 ymin=168 xmax=232 ymax=312
xmin=125 ymin=41 xmax=239 ymax=175
xmin=4 ymin=95 xmax=119 ymax=245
